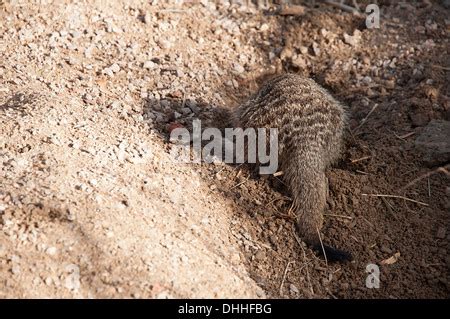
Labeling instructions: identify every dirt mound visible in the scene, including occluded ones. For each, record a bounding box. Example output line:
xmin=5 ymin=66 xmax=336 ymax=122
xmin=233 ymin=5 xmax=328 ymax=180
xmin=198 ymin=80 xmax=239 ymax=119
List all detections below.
xmin=0 ymin=83 xmax=264 ymax=298
xmin=1 ymin=0 xmax=449 ymax=298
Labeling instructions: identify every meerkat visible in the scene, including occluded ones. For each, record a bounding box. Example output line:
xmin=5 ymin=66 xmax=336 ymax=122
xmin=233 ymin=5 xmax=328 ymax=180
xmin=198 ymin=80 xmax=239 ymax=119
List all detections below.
xmin=233 ymin=73 xmax=352 ymax=262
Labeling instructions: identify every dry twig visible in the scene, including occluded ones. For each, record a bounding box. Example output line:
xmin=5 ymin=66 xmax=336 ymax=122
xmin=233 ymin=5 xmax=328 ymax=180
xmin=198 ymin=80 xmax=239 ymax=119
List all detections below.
xmin=401 ymin=166 xmax=450 ymax=191
xmin=279 ymin=260 xmax=295 ymax=296
xmin=316 ymin=227 xmax=328 ymax=267
xmin=353 ymin=103 xmax=379 ymax=132
xmin=324 ymin=213 xmax=353 ymax=220
xmin=362 ymin=193 xmax=429 ymax=206
xmin=350 ymin=156 xmax=371 ymax=163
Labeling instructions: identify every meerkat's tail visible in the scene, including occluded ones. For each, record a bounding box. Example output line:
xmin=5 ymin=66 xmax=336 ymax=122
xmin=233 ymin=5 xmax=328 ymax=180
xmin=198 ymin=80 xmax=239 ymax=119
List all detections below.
xmin=284 ymin=154 xmax=353 ymax=262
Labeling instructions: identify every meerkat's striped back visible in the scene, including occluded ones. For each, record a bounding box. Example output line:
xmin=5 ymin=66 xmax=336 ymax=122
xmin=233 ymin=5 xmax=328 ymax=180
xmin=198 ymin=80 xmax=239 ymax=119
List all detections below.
xmin=234 ymin=74 xmax=351 ymax=261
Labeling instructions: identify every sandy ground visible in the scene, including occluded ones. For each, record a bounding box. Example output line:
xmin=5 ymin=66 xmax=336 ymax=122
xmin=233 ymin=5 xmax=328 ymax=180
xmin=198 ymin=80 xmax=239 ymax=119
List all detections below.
xmin=0 ymin=0 xmax=449 ymax=298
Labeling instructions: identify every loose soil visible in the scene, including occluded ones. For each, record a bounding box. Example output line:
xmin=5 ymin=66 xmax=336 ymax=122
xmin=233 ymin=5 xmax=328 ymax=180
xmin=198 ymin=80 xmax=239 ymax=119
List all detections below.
xmin=0 ymin=0 xmax=449 ymax=298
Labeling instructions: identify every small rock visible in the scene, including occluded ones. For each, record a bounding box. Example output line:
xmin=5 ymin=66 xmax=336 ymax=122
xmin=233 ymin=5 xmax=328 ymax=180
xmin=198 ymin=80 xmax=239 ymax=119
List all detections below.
xmin=11 ymin=264 xmax=20 ymax=275
xmin=46 ymin=247 xmax=57 ymax=255
xmin=292 ymin=55 xmax=306 ymax=68
xmin=70 ymin=140 xmax=80 ymax=149
xmin=102 ymin=67 xmax=114 ymax=77
xmin=144 ymin=12 xmax=152 ymax=24
xmin=436 ymin=226 xmax=446 ymax=239
xmin=312 ymin=42 xmax=320 ymax=56
xmin=254 ymin=250 xmax=265 ymax=262
xmin=110 ymin=63 xmax=120 ymax=73
xmin=65 ymin=264 xmax=80 ymax=291
xmin=343 ymin=31 xmax=360 ymax=46
xmin=357 ymin=74 xmax=370 ymax=84
xmin=82 ymin=93 xmax=94 ymax=104
xmin=289 ymin=283 xmax=299 ymax=294
xmin=176 ymin=69 xmax=184 ymax=77
xmin=155 ymin=291 xmax=172 ymax=299
xmin=45 ymin=277 xmax=52 ymax=286
xmin=169 ymin=90 xmax=183 ymax=99
xmin=173 ymin=111 xmax=182 ymax=119
xmin=415 ymin=120 xmax=450 ymax=166
xmin=389 ymin=59 xmax=396 ymax=68
xmin=229 ymin=252 xmax=240 ymax=264
xmin=256 ymin=287 xmax=265 ymax=298
xmin=259 ymin=23 xmax=269 ymax=32
xmin=158 ymin=39 xmax=172 ymax=49
xmin=299 ymin=46 xmax=308 ymax=55
xmin=143 ymin=60 xmax=156 ymax=69
xmin=232 ymin=63 xmax=245 ymax=74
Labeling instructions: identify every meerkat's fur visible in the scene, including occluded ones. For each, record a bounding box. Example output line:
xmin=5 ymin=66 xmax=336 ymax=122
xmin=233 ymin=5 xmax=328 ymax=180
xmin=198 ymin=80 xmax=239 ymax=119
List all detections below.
xmin=233 ymin=73 xmax=352 ymax=262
